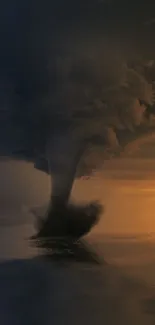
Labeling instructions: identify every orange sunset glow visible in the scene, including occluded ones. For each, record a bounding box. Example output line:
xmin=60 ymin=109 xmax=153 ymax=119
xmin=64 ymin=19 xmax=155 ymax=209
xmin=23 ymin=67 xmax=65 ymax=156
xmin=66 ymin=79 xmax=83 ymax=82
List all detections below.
xmin=1 ymin=156 xmax=155 ymax=235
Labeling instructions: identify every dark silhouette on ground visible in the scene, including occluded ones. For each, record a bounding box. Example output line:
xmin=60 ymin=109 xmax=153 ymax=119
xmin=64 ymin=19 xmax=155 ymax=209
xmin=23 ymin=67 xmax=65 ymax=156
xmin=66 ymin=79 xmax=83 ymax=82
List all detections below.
xmin=33 ymin=201 xmax=102 ymax=239
xmin=30 ymin=201 xmax=103 ymax=263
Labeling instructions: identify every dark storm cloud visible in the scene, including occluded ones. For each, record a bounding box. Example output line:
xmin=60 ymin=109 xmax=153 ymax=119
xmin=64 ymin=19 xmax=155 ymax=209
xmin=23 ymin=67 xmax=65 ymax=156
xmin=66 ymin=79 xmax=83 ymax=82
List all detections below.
xmin=1 ymin=0 xmax=155 ymax=171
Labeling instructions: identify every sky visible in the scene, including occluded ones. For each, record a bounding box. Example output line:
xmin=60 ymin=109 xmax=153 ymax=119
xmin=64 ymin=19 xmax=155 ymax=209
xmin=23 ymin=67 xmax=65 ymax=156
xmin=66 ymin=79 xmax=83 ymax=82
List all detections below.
xmin=1 ymin=1 xmax=155 ymax=236
xmin=74 ymin=157 xmax=155 ymax=234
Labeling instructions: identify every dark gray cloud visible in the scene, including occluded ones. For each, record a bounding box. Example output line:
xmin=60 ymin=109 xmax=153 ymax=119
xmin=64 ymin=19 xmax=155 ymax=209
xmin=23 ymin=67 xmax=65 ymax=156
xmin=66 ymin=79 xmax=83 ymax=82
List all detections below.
xmin=1 ymin=0 xmax=155 ymax=170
